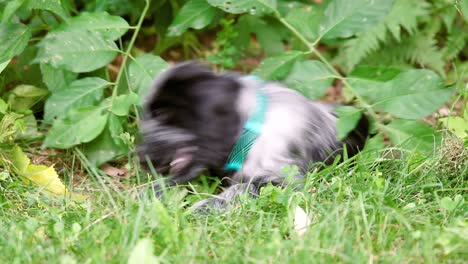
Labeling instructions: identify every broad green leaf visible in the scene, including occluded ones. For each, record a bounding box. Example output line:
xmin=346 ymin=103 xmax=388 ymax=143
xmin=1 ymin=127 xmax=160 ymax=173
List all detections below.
xmin=128 ymin=238 xmax=159 ymax=264
xmin=0 ymin=23 xmax=31 ymax=63
xmin=385 ymin=119 xmax=441 ymax=153
xmin=110 ymin=93 xmax=139 ymax=116
xmin=207 ymin=0 xmax=276 ymax=15
xmin=25 ymin=0 xmax=68 ymax=20
xmin=375 ymin=70 xmax=452 ymax=119
xmin=0 ymin=59 xmax=11 ymax=74
xmin=252 ymin=51 xmax=303 ymax=80
xmin=55 ymin=12 xmax=129 ymax=40
xmin=44 ymin=77 xmax=111 ymax=123
xmin=83 ymin=115 xmax=127 ymax=166
xmin=350 ymin=69 xmax=452 ymax=119
xmin=335 ymin=106 xmax=363 ymax=140
xmin=284 ymin=7 xmax=322 ymax=41
xmin=40 ymin=63 xmax=78 ymax=92
xmin=439 ymin=116 xmax=468 ymax=140
xmin=284 ymin=60 xmax=336 ymax=99
xmin=128 ymin=54 xmax=169 ymax=102
xmin=233 ymin=15 xmax=288 ymax=56
xmin=7 ymin=85 xmax=49 ymax=111
xmin=35 ymin=29 xmax=118 ymax=73
xmin=350 ymin=65 xmax=401 ymax=82
xmin=167 ymin=0 xmax=220 ymax=36
xmin=43 ymin=106 xmax=109 ymax=149
xmin=318 ymin=0 xmax=394 ymax=40
xmin=1 ymin=0 xmax=25 ymax=23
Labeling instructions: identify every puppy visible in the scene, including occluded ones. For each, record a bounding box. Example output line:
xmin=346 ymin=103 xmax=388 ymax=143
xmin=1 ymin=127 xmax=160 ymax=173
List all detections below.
xmin=138 ymin=62 xmax=369 ymax=210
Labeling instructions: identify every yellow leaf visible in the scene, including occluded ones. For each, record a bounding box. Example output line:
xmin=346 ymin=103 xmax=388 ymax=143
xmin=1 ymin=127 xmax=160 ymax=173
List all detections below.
xmin=24 ymin=164 xmax=87 ymax=201
xmin=9 ymin=145 xmax=87 ymax=201
xmin=11 ymin=145 xmax=30 ymax=173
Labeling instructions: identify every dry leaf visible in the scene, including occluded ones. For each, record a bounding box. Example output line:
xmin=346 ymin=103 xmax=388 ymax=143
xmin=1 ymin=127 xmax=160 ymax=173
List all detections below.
xmin=101 ymin=164 xmax=128 ymax=177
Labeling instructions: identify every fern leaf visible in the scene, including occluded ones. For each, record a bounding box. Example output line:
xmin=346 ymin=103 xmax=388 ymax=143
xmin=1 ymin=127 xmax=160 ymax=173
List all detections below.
xmin=340 ymin=24 xmax=386 ymax=72
xmin=364 ymin=33 xmax=445 ymax=76
xmin=339 ymin=0 xmax=431 ymax=72
xmin=443 ymin=27 xmax=467 ymax=60
xmin=384 ymin=0 xmax=430 ymax=41
xmin=405 ymin=33 xmax=445 ymax=75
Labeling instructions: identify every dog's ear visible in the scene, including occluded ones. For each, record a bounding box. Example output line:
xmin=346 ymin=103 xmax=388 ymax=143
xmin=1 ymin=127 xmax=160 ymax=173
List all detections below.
xmin=144 ymin=61 xmax=215 ymax=113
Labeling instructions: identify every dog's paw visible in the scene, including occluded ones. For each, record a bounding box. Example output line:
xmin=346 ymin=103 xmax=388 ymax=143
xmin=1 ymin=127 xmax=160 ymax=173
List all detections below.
xmin=190 ymin=196 xmax=230 ymax=214
xmin=138 ymin=180 xmax=168 ymax=200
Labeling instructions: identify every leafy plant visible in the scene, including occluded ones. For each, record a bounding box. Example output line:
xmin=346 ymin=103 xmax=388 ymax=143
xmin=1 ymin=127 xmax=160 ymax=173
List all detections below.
xmin=0 ymin=0 xmax=466 ymax=195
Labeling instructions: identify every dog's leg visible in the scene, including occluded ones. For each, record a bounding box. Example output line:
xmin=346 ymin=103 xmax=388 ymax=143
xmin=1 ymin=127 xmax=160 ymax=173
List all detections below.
xmin=191 ymin=177 xmax=285 ymax=212
xmin=140 ymin=165 xmax=205 ymax=199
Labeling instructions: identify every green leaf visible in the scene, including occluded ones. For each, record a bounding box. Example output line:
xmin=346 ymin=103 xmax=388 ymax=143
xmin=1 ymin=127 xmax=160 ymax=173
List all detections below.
xmin=35 ymin=29 xmax=118 ymax=73
xmin=0 ymin=98 xmax=7 ymax=114
xmin=25 ymin=0 xmax=68 ymax=20
xmin=252 ymin=51 xmax=303 ymax=80
xmin=350 ymin=69 xmax=452 ymax=119
xmin=82 ymin=115 xmax=127 ymax=166
xmin=0 ymin=59 xmax=11 ymax=74
xmin=55 ymin=12 xmax=129 ymax=40
xmin=44 ymin=77 xmax=111 ymax=123
xmin=233 ymin=15 xmax=288 ymax=56
xmin=207 ymin=0 xmax=276 ymax=15
xmin=318 ymin=0 xmax=394 ymax=40
xmin=351 ymin=66 xmax=401 ymax=82
xmin=385 ymin=119 xmax=441 ymax=153
xmin=440 ymin=195 xmax=464 ymax=212
xmin=43 ymin=106 xmax=109 ymax=149
xmin=375 ymin=70 xmax=452 ymax=119
xmin=110 ymin=93 xmax=139 ymax=116
xmin=1 ymin=0 xmax=25 ymax=23
xmin=40 ymin=63 xmax=78 ymax=92
xmin=0 ymin=23 xmax=31 ymax=63
xmin=128 ymin=54 xmax=169 ymax=102
xmin=335 ymin=106 xmax=363 ymax=140
xmin=284 ymin=7 xmax=321 ymax=41
xmin=284 ymin=60 xmax=336 ymax=99
xmin=439 ymin=116 xmax=468 ymax=140
xmin=7 ymin=85 xmax=49 ymax=111
xmin=167 ymin=0 xmax=220 ymax=36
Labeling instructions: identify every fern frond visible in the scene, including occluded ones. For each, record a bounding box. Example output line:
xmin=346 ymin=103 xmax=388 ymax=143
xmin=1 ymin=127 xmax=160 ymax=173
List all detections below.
xmin=339 ymin=24 xmax=386 ymax=72
xmin=385 ymin=0 xmax=430 ymax=41
xmin=443 ymin=27 xmax=467 ymax=60
xmin=363 ymin=33 xmax=445 ymax=76
xmin=339 ymin=0 xmax=431 ymax=72
xmin=405 ymin=33 xmax=445 ymax=75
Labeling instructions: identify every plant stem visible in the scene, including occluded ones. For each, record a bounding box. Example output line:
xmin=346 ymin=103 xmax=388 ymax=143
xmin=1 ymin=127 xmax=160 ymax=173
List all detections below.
xmin=110 ymin=0 xmax=151 ymax=108
xmin=275 ymin=13 xmax=378 ymax=119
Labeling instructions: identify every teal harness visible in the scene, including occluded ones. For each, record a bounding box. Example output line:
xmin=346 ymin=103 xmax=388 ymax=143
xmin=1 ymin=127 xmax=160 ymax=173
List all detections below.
xmin=224 ymin=76 xmax=268 ymax=171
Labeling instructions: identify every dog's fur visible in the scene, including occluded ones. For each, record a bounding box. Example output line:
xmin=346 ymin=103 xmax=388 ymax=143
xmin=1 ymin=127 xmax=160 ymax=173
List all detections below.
xmin=138 ymin=62 xmax=369 ymax=210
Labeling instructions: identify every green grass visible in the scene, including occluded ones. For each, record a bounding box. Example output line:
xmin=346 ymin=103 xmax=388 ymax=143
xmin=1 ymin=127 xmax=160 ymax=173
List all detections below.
xmin=1 ymin=142 xmax=467 ymax=264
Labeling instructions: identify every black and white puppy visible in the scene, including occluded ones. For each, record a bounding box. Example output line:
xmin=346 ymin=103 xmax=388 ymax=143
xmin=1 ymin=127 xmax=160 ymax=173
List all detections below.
xmin=138 ymin=62 xmax=368 ymax=210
